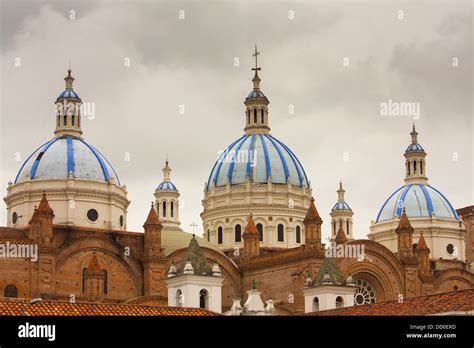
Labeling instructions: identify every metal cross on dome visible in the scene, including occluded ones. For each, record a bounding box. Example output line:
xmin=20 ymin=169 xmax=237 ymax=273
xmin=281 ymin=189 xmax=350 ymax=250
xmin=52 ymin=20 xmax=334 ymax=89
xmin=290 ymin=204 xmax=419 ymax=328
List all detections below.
xmin=190 ymin=222 xmax=198 ymax=234
xmin=252 ymin=45 xmax=261 ymax=73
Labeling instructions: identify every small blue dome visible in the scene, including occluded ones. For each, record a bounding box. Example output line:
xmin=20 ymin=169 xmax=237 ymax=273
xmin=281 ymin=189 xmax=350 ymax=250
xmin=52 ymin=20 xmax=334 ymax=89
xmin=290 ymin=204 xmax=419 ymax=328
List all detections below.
xmin=332 ymin=201 xmax=351 ymax=211
xmin=406 ymin=143 xmax=424 ymax=152
xmin=57 ymin=89 xmax=81 ymax=100
xmin=157 ymin=181 xmax=178 ymax=191
xmin=206 ymin=134 xmax=309 ymax=191
xmin=15 ymin=137 xmax=120 ymax=185
xmin=376 ymin=184 xmax=458 ymax=223
xmin=247 ymin=90 xmax=267 ymax=100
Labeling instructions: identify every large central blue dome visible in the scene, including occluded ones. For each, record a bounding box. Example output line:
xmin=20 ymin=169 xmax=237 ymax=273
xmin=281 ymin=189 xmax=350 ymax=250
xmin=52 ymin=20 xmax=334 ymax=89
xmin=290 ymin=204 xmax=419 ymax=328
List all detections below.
xmin=15 ymin=136 xmax=120 ymax=184
xmin=206 ymin=134 xmax=309 ymax=191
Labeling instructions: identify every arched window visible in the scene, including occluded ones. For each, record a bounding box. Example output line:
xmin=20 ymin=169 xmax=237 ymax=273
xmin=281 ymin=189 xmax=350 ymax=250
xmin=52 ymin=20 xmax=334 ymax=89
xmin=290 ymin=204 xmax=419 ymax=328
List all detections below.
xmin=171 ymin=201 xmax=174 ymax=218
xmin=336 ymin=296 xmax=344 ymax=308
xmin=346 ymin=220 xmax=350 ymax=235
xmin=296 ymin=225 xmax=301 ymax=243
xmin=407 ymin=162 xmax=410 ymax=175
xmin=247 ymin=111 xmax=250 ymax=125
xmin=333 ymin=221 xmax=336 ymax=235
xmin=71 ymin=115 xmax=75 ymax=126
xmin=277 ymin=224 xmax=284 ymax=242
xmin=103 ymin=269 xmax=108 ymax=294
xmin=218 ymin=226 xmax=223 ymax=244
xmin=261 ymin=109 xmax=264 ymax=123
xmin=454 ymin=285 xmax=459 ymax=291
xmin=63 ymin=115 xmax=67 ymax=126
xmin=207 ymin=229 xmax=210 ymax=242
xmin=176 ymin=289 xmax=183 ymax=306
xmin=162 ymin=201 xmax=166 ymax=218
xmin=254 ymin=109 xmax=257 ymax=123
xmin=256 ymin=223 xmax=263 ymax=242
xmin=4 ymin=285 xmax=18 ymax=298
xmin=312 ymin=297 xmax=319 ymax=312
xmin=420 ymin=161 xmax=423 ymax=174
xmin=235 ymin=224 xmax=242 ymax=242
xmin=414 ymin=161 xmax=417 ymax=173
xmin=199 ymin=289 xmax=209 ymax=309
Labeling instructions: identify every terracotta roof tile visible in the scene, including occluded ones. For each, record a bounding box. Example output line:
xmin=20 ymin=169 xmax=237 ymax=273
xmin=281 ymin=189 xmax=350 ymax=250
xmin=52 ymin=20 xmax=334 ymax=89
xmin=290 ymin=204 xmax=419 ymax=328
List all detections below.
xmin=0 ymin=299 xmax=220 ymax=316
xmin=306 ymin=289 xmax=474 ymax=316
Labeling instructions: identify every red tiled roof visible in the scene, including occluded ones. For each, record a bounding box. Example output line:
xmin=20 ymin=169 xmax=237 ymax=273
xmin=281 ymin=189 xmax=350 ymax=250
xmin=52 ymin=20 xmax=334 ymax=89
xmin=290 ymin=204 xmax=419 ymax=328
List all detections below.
xmin=306 ymin=289 xmax=474 ymax=316
xmin=0 ymin=299 xmax=220 ymax=316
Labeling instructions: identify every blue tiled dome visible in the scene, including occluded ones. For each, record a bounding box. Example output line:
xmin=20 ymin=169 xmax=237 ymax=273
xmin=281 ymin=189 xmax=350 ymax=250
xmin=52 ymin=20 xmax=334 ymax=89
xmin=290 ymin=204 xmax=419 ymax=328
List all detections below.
xmin=57 ymin=89 xmax=81 ymax=100
xmin=157 ymin=181 xmax=178 ymax=191
xmin=406 ymin=143 xmax=424 ymax=152
xmin=246 ymin=90 xmax=267 ymax=100
xmin=15 ymin=136 xmax=120 ymax=184
xmin=206 ymin=134 xmax=309 ymax=191
xmin=376 ymin=184 xmax=458 ymax=223
xmin=332 ymin=201 xmax=351 ymax=211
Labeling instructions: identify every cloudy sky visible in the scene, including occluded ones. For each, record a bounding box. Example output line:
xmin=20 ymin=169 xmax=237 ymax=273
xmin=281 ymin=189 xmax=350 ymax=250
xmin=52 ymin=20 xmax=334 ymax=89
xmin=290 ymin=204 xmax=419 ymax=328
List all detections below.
xmin=0 ymin=0 xmax=472 ymax=241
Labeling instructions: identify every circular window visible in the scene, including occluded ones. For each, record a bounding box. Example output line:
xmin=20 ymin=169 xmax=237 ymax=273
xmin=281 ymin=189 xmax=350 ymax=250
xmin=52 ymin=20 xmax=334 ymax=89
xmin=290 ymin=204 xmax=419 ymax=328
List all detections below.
xmin=12 ymin=212 xmax=18 ymax=225
xmin=87 ymin=209 xmax=99 ymax=222
xmin=354 ymin=279 xmax=377 ymax=305
xmin=446 ymin=244 xmax=455 ymax=255
xmin=119 ymin=215 xmax=124 ymax=227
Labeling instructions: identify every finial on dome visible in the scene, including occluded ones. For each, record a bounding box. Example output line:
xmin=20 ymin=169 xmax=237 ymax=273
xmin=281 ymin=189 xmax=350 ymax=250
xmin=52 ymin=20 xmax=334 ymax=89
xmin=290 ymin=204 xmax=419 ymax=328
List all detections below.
xmin=162 ymin=159 xmax=172 ymax=182
xmin=411 ymin=122 xmax=418 ymax=144
xmin=251 ymin=45 xmax=261 ymax=90
xmin=337 ymin=181 xmax=345 ymax=202
xmin=65 ymin=69 xmax=74 ymax=90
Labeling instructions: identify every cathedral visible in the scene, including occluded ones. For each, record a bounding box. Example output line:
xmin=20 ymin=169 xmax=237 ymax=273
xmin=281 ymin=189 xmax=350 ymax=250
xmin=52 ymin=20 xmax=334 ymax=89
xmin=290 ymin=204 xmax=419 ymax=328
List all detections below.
xmin=0 ymin=52 xmax=473 ymax=315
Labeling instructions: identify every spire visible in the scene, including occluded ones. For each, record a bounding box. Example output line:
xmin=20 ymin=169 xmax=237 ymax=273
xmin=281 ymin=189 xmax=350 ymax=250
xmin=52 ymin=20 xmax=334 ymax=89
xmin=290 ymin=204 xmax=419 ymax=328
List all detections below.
xmin=244 ymin=46 xmax=270 ymax=135
xmin=335 ymin=220 xmax=347 ymax=244
xmin=416 ymin=232 xmax=429 ymax=251
xmin=396 ymin=207 xmax=414 ymax=234
xmin=36 ymin=192 xmax=54 ymax=215
xmin=411 ymin=122 xmax=418 ymax=144
xmin=243 ymin=214 xmax=259 ymax=237
xmin=65 ymin=69 xmax=74 ymax=90
xmin=143 ymin=202 xmax=161 ymax=227
xmin=337 ymin=181 xmax=345 ymax=202
xmin=178 ymin=235 xmax=212 ymax=276
xmin=251 ymin=45 xmax=261 ymax=90
xmin=162 ymin=160 xmax=171 ymax=182
xmin=304 ymin=197 xmax=322 ymax=222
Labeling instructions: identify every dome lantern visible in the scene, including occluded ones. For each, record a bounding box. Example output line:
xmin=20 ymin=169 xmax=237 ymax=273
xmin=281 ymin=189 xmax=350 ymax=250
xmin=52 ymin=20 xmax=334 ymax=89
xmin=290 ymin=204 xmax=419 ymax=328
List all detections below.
xmin=404 ymin=123 xmax=428 ymax=185
xmin=54 ymin=69 xmax=83 ymax=138
xmin=244 ymin=46 xmax=270 ymax=135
